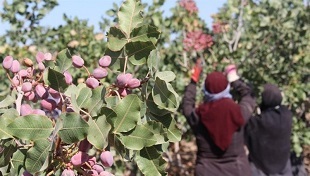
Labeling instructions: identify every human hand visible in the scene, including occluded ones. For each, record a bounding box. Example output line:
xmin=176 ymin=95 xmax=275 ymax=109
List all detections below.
xmin=225 ymin=64 xmax=240 ymax=82
xmin=191 ymin=58 xmax=203 ymax=83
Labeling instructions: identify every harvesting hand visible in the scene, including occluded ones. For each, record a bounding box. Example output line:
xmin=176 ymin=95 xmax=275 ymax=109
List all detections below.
xmin=191 ymin=58 xmax=203 ymax=83
xmin=225 ymin=64 xmax=240 ymax=82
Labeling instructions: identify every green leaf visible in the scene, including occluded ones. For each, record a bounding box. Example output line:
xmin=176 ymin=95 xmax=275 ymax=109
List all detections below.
xmin=7 ymin=115 xmax=53 ymax=140
xmin=155 ymin=71 xmax=176 ymax=82
xmin=152 ymin=78 xmax=179 ymax=111
xmin=58 ymin=112 xmax=89 ymax=144
xmin=126 ymin=41 xmax=155 ymax=65
xmin=143 ymin=121 xmax=167 ymax=144
xmin=104 ymin=48 xmax=126 ymax=71
xmin=87 ymin=107 xmax=114 ymax=150
xmin=135 ymin=146 xmax=167 ymax=176
xmin=118 ymin=0 xmax=143 ymax=37
xmin=86 ymin=86 xmax=106 ymax=116
xmin=44 ymin=60 xmax=56 ymax=69
xmin=11 ymin=149 xmax=27 ymax=175
xmin=64 ymin=84 xmax=78 ymax=97
xmin=146 ymin=94 xmax=170 ymax=116
xmin=0 ymin=108 xmax=19 ymax=118
xmin=109 ymin=94 xmax=142 ymax=133
xmin=0 ymin=140 xmax=17 ymax=167
xmin=25 ymin=139 xmax=50 ymax=174
xmin=113 ymin=136 xmax=133 ymax=161
xmin=43 ymin=68 xmax=68 ymax=92
xmin=55 ymin=48 xmax=72 ymax=73
xmin=118 ymin=124 xmax=157 ymax=150
xmin=0 ymin=95 xmax=15 ymax=108
xmin=147 ymin=50 xmax=159 ymax=75
xmin=150 ymin=113 xmax=181 ymax=142
xmin=71 ymin=87 xmax=92 ymax=113
xmin=130 ymin=25 xmax=160 ymax=45
xmin=105 ymin=96 xmax=120 ymax=108
xmin=107 ymin=27 xmax=127 ymax=51
xmin=0 ymin=114 xmax=15 ymax=139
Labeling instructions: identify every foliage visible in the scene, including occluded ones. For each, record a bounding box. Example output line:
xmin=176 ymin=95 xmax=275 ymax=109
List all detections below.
xmin=0 ymin=0 xmax=181 ymax=175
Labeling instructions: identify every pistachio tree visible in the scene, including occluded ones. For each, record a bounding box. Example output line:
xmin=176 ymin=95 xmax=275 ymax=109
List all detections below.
xmin=0 ymin=1 xmax=181 ymax=176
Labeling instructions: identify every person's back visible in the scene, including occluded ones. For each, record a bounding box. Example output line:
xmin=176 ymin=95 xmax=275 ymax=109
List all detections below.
xmin=245 ymin=84 xmax=293 ymax=176
xmin=182 ymin=63 xmax=256 ymax=176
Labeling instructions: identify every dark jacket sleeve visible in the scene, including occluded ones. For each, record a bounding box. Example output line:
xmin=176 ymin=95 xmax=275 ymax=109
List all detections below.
xmin=181 ymin=80 xmax=200 ymax=128
xmin=231 ymin=79 xmax=256 ymax=122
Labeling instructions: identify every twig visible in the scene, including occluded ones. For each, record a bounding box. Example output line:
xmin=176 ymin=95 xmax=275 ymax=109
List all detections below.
xmin=6 ymin=72 xmax=14 ymax=85
xmin=15 ymin=86 xmax=24 ymax=115
xmin=222 ymin=0 xmax=246 ymax=53
xmin=82 ymin=65 xmax=91 ymax=76
xmin=222 ymin=32 xmax=234 ymax=52
xmin=80 ymin=109 xmax=92 ymax=119
xmin=123 ymin=56 xmax=128 ymax=73
xmin=182 ymin=29 xmax=188 ymax=67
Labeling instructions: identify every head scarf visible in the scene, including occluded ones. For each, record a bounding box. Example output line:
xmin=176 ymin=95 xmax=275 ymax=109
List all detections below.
xmin=261 ymin=83 xmax=283 ymax=110
xmin=196 ymin=72 xmax=244 ymax=151
xmin=245 ymin=83 xmax=292 ymax=174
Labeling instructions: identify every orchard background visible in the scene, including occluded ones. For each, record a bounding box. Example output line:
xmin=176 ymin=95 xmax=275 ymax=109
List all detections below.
xmin=0 ymin=0 xmax=309 ymax=175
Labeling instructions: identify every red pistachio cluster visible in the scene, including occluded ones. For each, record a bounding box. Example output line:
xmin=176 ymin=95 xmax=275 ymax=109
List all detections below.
xmin=64 ymin=139 xmax=114 ymax=176
xmin=183 ymin=30 xmax=213 ymax=52
xmin=114 ymin=73 xmax=140 ymax=97
xmin=179 ymin=0 xmax=198 ymax=14
xmin=2 ymin=53 xmax=63 ymax=116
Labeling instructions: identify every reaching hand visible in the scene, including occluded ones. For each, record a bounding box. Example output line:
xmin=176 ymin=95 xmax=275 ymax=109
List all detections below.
xmin=191 ymin=58 xmax=203 ymax=83
xmin=225 ymin=64 xmax=240 ymax=82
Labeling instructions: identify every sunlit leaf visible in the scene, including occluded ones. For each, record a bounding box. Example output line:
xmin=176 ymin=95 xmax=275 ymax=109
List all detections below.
xmin=11 ymin=149 xmax=27 ymax=175
xmin=0 ymin=115 xmax=15 ymax=139
xmin=25 ymin=139 xmax=50 ymax=174
xmin=87 ymin=107 xmax=114 ymax=150
xmin=130 ymin=25 xmax=160 ymax=45
xmin=155 ymin=71 xmax=176 ymax=82
xmin=152 ymin=78 xmax=179 ymax=111
xmin=43 ymin=68 xmax=68 ymax=92
xmin=0 ymin=95 xmax=15 ymax=108
xmin=55 ymin=48 xmax=72 ymax=73
xmin=150 ymin=113 xmax=181 ymax=142
xmin=135 ymin=146 xmax=167 ymax=176
xmin=86 ymin=86 xmax=106 ymax=116
xmin=109 ymin=94 xmax=142 ymax=133
xmin=126 ymin=41 xmax=155 ymax=65
xmin=71 ymin=87 xmax=92 ymax=113
xmin=107 ymin=27 xmax=127 ymax=51
xmin=58 ymin=112 xmax=89 ymax=144
xmin=7 ymin=115 xmax=53 ymax=140
xmin=0 ymin=140 xmax=16 ymax=167
xmin=118 ymin=0 xmax=143 ymax=37
xmin=118 ymin=124 xmax=157 ymax=150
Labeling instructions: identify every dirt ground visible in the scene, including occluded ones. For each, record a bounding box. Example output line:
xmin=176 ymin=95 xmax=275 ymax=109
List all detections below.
xmin=304 ymin=145 xmax=310 ymax=174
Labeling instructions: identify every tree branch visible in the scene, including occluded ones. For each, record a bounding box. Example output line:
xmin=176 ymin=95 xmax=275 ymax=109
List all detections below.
xmin=232 ymin=0 xmax=245 ymax=51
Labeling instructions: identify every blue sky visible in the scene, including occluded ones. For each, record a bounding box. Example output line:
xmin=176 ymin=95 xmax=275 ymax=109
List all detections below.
xmin=0 ymin=0 xmax=226 ymax=35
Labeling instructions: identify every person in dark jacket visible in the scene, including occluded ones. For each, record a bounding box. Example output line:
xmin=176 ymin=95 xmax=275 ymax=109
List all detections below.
xmin=182 ymin=61 xmax=256 ymax=176
xmin=245 ymin=83 xmax=293 ymax=176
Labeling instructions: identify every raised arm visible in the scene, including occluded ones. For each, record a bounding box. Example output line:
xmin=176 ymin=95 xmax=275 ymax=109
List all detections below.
xmin=181 ymin=80 xmax=200 ymax=127
xmin=231 ymin=80 xmax=256 ymax=122
xmin=181 ymin=59 xmax=202 ymax=128
xmin=225 ymin=65 xmax=256 ymax=122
